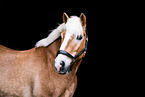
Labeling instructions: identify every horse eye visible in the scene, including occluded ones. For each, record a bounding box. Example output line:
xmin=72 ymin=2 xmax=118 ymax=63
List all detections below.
xmin=76 ymin=35 xmax=83 ymax=40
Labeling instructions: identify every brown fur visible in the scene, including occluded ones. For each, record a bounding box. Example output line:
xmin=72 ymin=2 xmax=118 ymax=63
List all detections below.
xmin=0 ymin=13 xmax=87 ymax=97
xmin=0 ymin=38 xmax=82 ymax=97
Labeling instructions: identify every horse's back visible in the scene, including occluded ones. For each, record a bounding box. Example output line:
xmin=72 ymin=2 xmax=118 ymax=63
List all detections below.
xmin=0 ymin=45 xmax=36 ymax=65
xmin=0 ymin=45 xmax=18 ymax=66
xmin=0 ymin=45 xmax=36 ymax=53
xmin=0 ymin=45 xmax=19 ymax=52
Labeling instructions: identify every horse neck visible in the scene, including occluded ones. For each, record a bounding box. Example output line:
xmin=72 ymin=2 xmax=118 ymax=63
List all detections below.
xmin=35 ymin=38 xmax=80 ymax=77
xmin=47 ymin=38 xmax=61 ymax=60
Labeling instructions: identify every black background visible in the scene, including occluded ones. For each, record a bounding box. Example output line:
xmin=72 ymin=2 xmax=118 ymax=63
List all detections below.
xmin=0 ymin=1 xmax=90 ymax=97
xmin=0 ymin=1 xmax=133 ymax=96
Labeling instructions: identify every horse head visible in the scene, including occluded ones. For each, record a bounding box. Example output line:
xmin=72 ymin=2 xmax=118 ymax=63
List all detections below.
xmin=54 ymin=13 xmax=88 ymax=74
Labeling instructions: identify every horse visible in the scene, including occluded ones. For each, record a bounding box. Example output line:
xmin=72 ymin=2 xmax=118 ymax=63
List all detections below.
xmin=0 ymin=13 xmax=88 ymax=97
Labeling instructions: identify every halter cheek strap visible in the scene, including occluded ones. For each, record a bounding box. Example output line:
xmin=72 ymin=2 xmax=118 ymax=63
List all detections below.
xmin=57 ymin=48 xmax=86 ymax=60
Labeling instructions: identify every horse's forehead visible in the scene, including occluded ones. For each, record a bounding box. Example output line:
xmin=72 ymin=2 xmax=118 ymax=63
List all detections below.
xmin=64 ymin=16 xmax=83 ymax=36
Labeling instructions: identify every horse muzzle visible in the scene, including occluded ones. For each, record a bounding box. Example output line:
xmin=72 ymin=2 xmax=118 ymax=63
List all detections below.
xmin=54 ymin=61 xmax=67 ymax=74
xmin=54 ymin=54 xmax=72 ymax=74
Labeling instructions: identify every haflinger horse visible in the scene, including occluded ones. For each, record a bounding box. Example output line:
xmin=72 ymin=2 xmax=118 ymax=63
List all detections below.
xmin=0 ymin=13 xmax=88 ymax=97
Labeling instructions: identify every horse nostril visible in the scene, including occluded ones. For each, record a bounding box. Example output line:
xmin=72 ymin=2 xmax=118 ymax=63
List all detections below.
xmin=60 ymin=61 xmax=65 ymax=67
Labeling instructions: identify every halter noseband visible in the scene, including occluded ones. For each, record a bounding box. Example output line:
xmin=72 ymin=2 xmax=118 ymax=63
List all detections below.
xmin=57 ymin=40 xmax=88 ymax=60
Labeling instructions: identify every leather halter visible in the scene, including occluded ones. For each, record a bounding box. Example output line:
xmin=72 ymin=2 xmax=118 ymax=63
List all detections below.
xmin=57 ymin=39 xmax=88 ymax=60
xmin=56 ymin=28 xmax=88 ymax=71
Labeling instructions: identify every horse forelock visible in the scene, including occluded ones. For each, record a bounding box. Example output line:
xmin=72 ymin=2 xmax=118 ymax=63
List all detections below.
xmin=64 ymin=16 xmax=83 ymax=36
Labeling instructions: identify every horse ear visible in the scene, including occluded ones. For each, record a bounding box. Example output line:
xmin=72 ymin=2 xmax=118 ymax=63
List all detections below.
xmin=63 ymin=12 xmax=69 ymax=23
xmin=80 ymin=13 xmax=86 ymax=27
